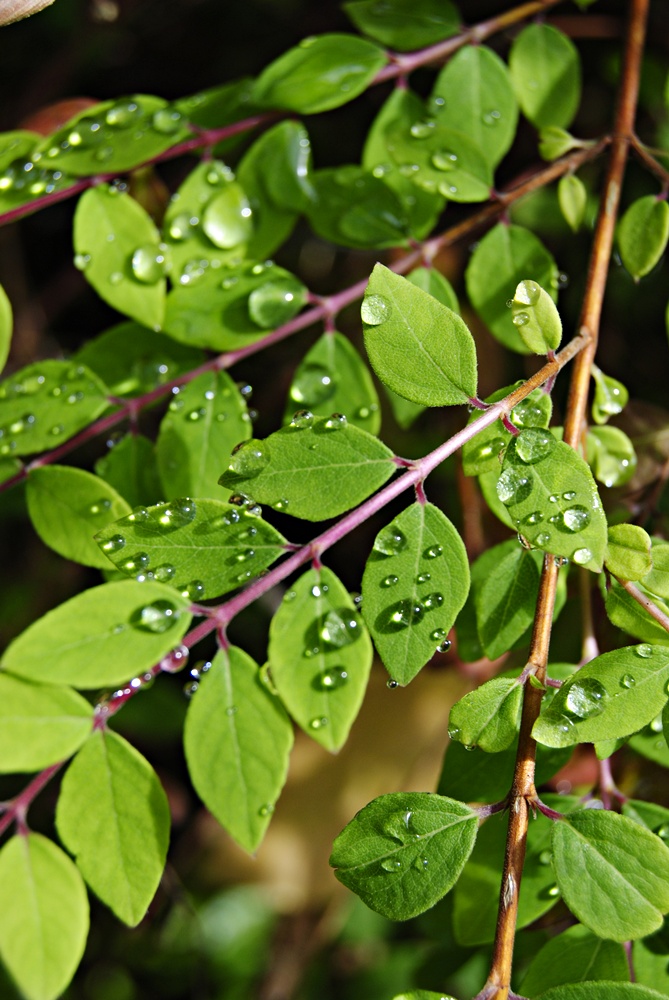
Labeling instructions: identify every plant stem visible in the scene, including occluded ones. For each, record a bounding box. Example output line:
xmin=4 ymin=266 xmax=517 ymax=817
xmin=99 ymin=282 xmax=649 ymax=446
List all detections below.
xmin=0 ymin=760 xmax=64 ymax=839
xmin=484 ymin=1 xmax=649 ymax=995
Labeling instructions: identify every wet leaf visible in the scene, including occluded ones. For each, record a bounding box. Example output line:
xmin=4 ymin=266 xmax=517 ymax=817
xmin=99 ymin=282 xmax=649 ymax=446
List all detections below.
xmin=448 ymin=676 xmax=523 ymax=753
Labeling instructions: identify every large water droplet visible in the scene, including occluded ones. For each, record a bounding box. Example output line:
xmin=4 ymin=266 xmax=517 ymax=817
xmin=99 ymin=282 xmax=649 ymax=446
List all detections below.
xmin=361 ymin=294 xmax=391 ymax=326
xmin=431 ymin=150 xmax=458 ymax=171
xmin=152 ymin=107 xmax=183 ymax=134
xmin=409 ymin=120 xmax=436 ymax=138
xmin=168 ymin=212 xmax=196 ymax=241
xmin=380 ymin=858 xmax=403 ymax=872
xmin=557 ymin=505 xmax=591 ymax=533
xmin=620 ymin=673 xmax=636 ymax=689
xmin=635 ymin=643 xmax=653 ymax=658
xmin=496 ymin=468 xmax=533 ymax=505
xmin=572 ymin=547 xmax=592 ymax=565
xmin=290 ymin=364 xmax=336 ymax=407
xmin=421 ymin=592 xmax=444 ymax=610
xmin=154 ymin=563 xmax=176 ymax=583
xmin=319 ymin=610 xmax=359 ymax=649
xmin=290 ymin=409 xmax=314 ymax=429
xmin=131 ymin=244 xmax=166 ymax=284
xmin=386 ymin=599 xmax=424 ymax=630
xmin=248 ymin=280 xmax=301 ymax=328
xmin=180 ymin=579 xmax=205 ymax=601
xmin=101 ymin=533 xmax=126 ymax=553
xmin=320 ymin=667 xmax=349 ymax=690
xmin=106 ymin=100 xmax=142 ymax=127
xmin=120 ymin=552 xmax=150 ymax=573
xmin=514 ymin=429 xmax=556 ymax=465
xmin=227 ymin=439 xmax=269 ymax=478
xmin=374 ymin=525 xmax=407 ymax=556
xmin=565 ymin=677 xmax=608 ymax=719
xmin=202 ymin=185 xmax=253 ymax=248
xmin=131 ymin=599 xmax=181 ymax=633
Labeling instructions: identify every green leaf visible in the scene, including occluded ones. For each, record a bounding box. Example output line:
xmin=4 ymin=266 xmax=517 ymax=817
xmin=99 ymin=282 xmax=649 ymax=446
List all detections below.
xmin=96 ymin=498 xmax=285 ymax=600
xmin=56 ymin=728 xmax=169 ymax=926
xmin=533 ymin=645 xmax=669 ymax=748
xmin=539 ymin=126 xmax=587 ymax=161
xmin=591 ymin=366 xmax=629 ymax=425
xmin=536 ymin=987 xmax=668 ymax=1000
xmin=465 ymin=224 xmax=558 ymax=353
xmin=174 ymin=79 xmax=256 ymax=145
xmin=0 ymin=359 xmax=109 ymax=457
xmin=344 ymin=0 xmax=459 ymax=51
xmin=623 ymin=798 xmax=669 ymax=840
xmin=510 ymin=279 xmax=562 ymax=353
xmin=633 ymin=918 xmax=669 ymax=996
xmin=361 ymin=502 xmax=470 ymax=686
xmin=0 ymin=144 xmax=76 ymax=215
xmin=0 ymin=130 xmax=40 ymax=172
xmin=438 ymin=738 xmax=572 ymax=805
xmin=306 ymin=166 xmax=410 ymax=250
xmin=496 ymin=433 xmax=608 ymax=571
xmin=283 ymin=331 xmax=381 ymax=435
xmin=156 ymin=370 xmax=251 ymax=498
xmin=643 ymin=541 xmax=669 ymax=600
xmin=473 ymin=539 xmax=542 ymax=659
xmin=448 ymin=676 xmax=523 ymax=753
xmin=429 ymin=45 xmax=519 ymax=168
xmin=0 ymin=674 xmax=93 ymax=773
xmin=95 ymin=433 xmax=163 ymax=509
xmin=519 ymin=924 xmax=629 ymax=996
xmin=268 ymin=567 xmax=372 ymax=751
xmin=509 ymin=24 xmax=581 ymax=129
xmin=184 ymin=646 xmax=293 ymax=852
xmin=2 ymin=580 xmax=192 ymax=688
xmin=605 ymin=524 xmax=653 ymax=580
xmin=218 ymin=414 xmax=395 ymax=521
xmin=330 ymin=792 xmax=477 ymax=921
xmin=72 ymin=322 xmax=204 ymax=398
xmin=391 ymin=993 xmax=457 ymax=1000
xmin=74 ymin=185 xmax=166 ymax=329
xmin=26 ymin=465 xmax=132 ymax=569
xmin=362 ymin=263 xmax=477 ymax=406
xmin=463 ymin=384 xmax=552 ymax=477
xmin=0 ymin=833 xmax=89 ymax=1000
xmin=0 ymin=283 xmax=11 ymax=377
xmin=618 ymin=196 xmax=669 ymax=279
xmin=552 ymin=808 xmax=669 ymax=940
xmin=605 ymin=579 xmax=669 ymax=646
xmin=630 ymin=721 xmax=669 ymax=769
xmin=558 ymin=174 xmax=588 ymax=232
xmin=407 ymin=265 xmax=459 ymax=313
xmin=252 ymin=34 xmax=387 ymax=114
xmin=383 ymin=384 xmax=427 ymax=430
xmin=385 ymin=119 xmax=493 ymax=203
xmin=587 ymin=425 xmax=637 ymax=488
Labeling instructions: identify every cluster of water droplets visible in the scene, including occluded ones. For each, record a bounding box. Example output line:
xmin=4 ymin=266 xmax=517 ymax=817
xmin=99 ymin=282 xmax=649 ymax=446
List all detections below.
xmin=182 ymin=657 xmax=211 ymax=699
xmin=377 ymin=808 xmax=435 ymax=875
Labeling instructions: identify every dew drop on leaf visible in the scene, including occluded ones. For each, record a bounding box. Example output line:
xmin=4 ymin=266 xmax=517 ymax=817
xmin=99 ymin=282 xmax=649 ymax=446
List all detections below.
xmin=258 ymin=803 xmax=274 ymax=817
xmin=290 ymin=364 xmax=336 ymax=407
xmin=409 ymin=121 xmax=435 ymax=138
xmin=320 ymin=667 xmax=349 ymax=690
xmin=319 ymin=610 xmax=358 ymax=648
xmin=416 ymin=573 xmax=431 ymax=584
xmin=180 ymin=579 xmax=205 ymax=601
xmin=289 ymin=409 xmax=314 ymax=429
xmin=431 ymin=150 xmax=458 ymax=171
xmin=131 ymin=599 xmax=181 ymax=634
xmin=101 ymin=534 xmax=126 ymax=553
xmin=374 ymin=526 xmax=407 ymax=556
xmin=387 ymin=678 xmax=399 ymax=689
xmin=381 ymin=575 xmax=399 ymax=588
xmin=571 ymin=547 xmax=592 ymax=565
xmin=620 ymin=673 xmax=636 ymax=689
xmin=154 ymin=563 xmax=176 ymax=583
xmin=309 ymin=716 xmax=329 ymax=730
xmin=361 ymin=293 xmax=391 ymax=326
xmin=227 ymin=439 xmax=270 ymax=478
xmin=423 ymin=545 xmax=443 ymax=560
xmin=202 ymin=186 xmax=253 ymax=249
xmin=152 ymin=108 xmax=183 ymax=134
xmin=421 ymin=592 xmax=444 ymax=610
xmin=387 ymin=599 xmax=424 ymax=629
xmin=635 ymin=644 xmax=653 ymax=658
xmin=248 ymin=280 xmax=300 ymax=328
xmin=130 ymin=244 xmax=166 ymax=284
xmin=496 ymin=468 xmax=533 ymax=504
xmin=514 ymin=429 xmax=556 ymax=464
xmin=380 ymin=858 xmax=403 ymax=872
xmin=557 ymin=505 xmax=591 ymax=533
xmin=324 ymin=412 xmax=347 ymax=431
xmin=119 ymin=552 xmax=150 ymax=573
xmin=565 ymin=678 xmax=608 ymax=719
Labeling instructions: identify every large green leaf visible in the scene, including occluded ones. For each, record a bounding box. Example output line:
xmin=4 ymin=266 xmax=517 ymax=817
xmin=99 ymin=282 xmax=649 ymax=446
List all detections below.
xmin=448 ymin=676 xmax=523 ymax=753
xmin=2 ymin=580 xmax=192 ymax=688
xmin=509 ymin=24 xmax=581 ymax=129
xmin=330 ymin=792 xmax=477 ymax=920
xmin=184 ymin=646 xmax=293 ymax=852
xmin=56 ymin=729 xmax=170 ymax=926
xmin=362 ymin=263 xmax=478 ymax=406
xmin=268 ymin=567 xmax=372 ymax=752
xmin=361 ymin=502 xmax=470 ymax=686
xmin=96 ymin=498 xmax=286 ymax=599
xmin=0 ymin=674 xmax=93 ymax=773
xmin=26 ymin=465 xmax=132 ymax=569
xmin=519 ymin=924 xmax=629 ymax=997
xmin=0 ymin=833 xmax=89 ymax=1000
xmin=218 ymin=414 xmax=395 ymax=521
xmin=472 ymin=539 xmax=543 ymax=659
xmin=385 ymin=119 xmax=493 ymax=203
xmin=344 ymin=0 xmax=459 ymax=51
xmin=552 ymin=809 xmax=669 ymax=940
xmin=306 ymin=166 xmax=410 ymax=250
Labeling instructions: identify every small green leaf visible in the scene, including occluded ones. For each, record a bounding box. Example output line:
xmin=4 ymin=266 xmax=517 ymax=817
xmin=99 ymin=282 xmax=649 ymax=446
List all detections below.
xmin=429 ymin=45 xmax=519 ymax=168
xmin=218 ymin=415 xmax=395 ymax=521
xmin=385 ymin=119 xmax=493 ymax=203
xmin=73 ymin=185 xmax=166 ymax=329
xmin=252 ymin=34 xmax=387 ymax=114
xmin=0 ymin=283 xmax=11 ymax=377
xmin=472 ymin=540 xmax=543 ymax=658
xmin=330 ymin=792 xmax=477 ymax=921
xmin=465 ymin=224 xmax=558 ymax=353
xmin=591 ymin=365 xmax=629 ymax=425
xmin=510 ymin=279 xmax=562 ymax=353
xmin=56 ymin=729 xmax=169 ymax=926
xmin=184 ymin=646 xmax=293 ymax=852
xmin=344 ymin=0 xmax=460 ymax=51
xmin=26 ymin=466 xmax=132 ymax=569
xmin=538 ymin=126 xmax=584 ymax=161
xmin=643 ymin=541 xmax=669 ymax=600
xmin=463 ymin=384 xmax=552 ymax=477
xmin=406 ymin=265 xmax=459 ymax=313
xmin=0 ymin=674 xmax=93 ymax=773
xmin=96 ymin=498 xmax=285 ymax=600
xmin=2 ymin=580 xmax=192 ymax=687
xmin=268 ymin=567 xmax=372 ymax=752
xmin=361 ymin=502 xmax=470 ymax=686
xmin=306 ymin=166 xmax=409 ymax=250
xmin=0 ymin=359 xmax=109 ymax=457
xmin=362 ymin=263 xmax=477 ymax=406
xmin=95 ymin=433 xmax=163 ymax=509
xmin=283 ymin=331 xmax=381 ymax=435
xmin=558 ymin=174 xmax=588 ymax=232
xmin=587 ymin=425 xmax=637 ymax=488
xmin=509 ymin=24 xmax=581 ymax=129
xmin=604 ymin=579 xmax=669 ymax=646
xmin=0 ymin=833 xmax=89 ymax=1000
xmin=618 ymin=196 xmax=669 ymax=279
xmin=533 ymin=645 xmax=669 ymax=748
xmin=496 ymin=433 xmax=608 ymax=571
xmin=605 ymin=524 xmax=653 ymax=581
xmin=157 ymin=371 xmax=251 ymax=498
xmin=519 ymin=924 xmax=629 ymax=996
xmin=552 ymin=809 xmax=669 ymax=940
xmin=448 ymin=676 xmax=523 ymax=753
xmin=391 ymin=993 xmax=457 ymax=1000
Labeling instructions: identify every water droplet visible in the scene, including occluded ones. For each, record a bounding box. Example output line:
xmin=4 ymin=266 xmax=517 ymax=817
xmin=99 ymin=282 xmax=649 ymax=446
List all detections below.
xmin=259 ymin=803 xmax=274 ymax=817
xmin=105 ymin=100 xmax=141 ymax=127
xmin=512 ymin=311 xmax=529 ymax=327
xmin=556 ymin=714 xmax=576 ymax=735
xmin=558 ymin=505 xmax=591 ymax=533
xmin=131 ymin=244 xmax=166 ymax=284
xmin=381 ymin=575 xmax=399 ymax=588
xmin=409 ymin=120 xmax=436 ymax=138
xmin=152 ymin=107 xmax=183 ymax=134
xmin=324 ymin=412 xmax=347 ymax=431
xmin=87 ymin=498 xmax=112 ymax=516
xmin=225 ymin=705 xmax=237 ymax=716
xmin=202 ymin=185 xmax=253 ymax=248
xmin=361 ymin=294 xmax=391 ymax=326
xmin=635 ymin=643 xmax=653 ymax=658
xmin=416 ymin=572 xmax=431 ymax=584
xmin=514 ymin=429 xmax=556 ymax=465
xmin=248 ymin=280 xmax=301 ymax=328
xmin=309 ymin=716 xmax=329 ymax=730
xmin=421 ymin=592 xmax=444 ymax=610
xmin=273 ymin=497 xmax=289 ymax=511
xmin=183 ymin=681 xmax=199 ymax=698
xmin=320 ymin=667 xmax=349 ymax=690
xmin=387 ymin=599 xmax=424 ymax=629
xmin=290 ymin=363 xmax=336 ymax=407
xmin=536 ymin=532 xmax=551 ymax=546
xmin=374 ymin=525 xmax=407 ymax=556
xmin=423 ymin=545 xmax=443 ymax=560
xmin=101 ymin=533 xmax=126 ymax=553
xmin=120 ymin=551 xmax=150 ymax=573
xmin=131 ymin=599 xmax=181 ymax=633
xmin=657 ymin=825 xmax=669 ymax=841
xmin=380 ymin=858 xmax=403 ymax=872
xmin=387 ymin=679 xmax=399 ymax=689
xmin=483 ymin=109 xmax=501 ymax=125
xmin=547 ymin=885 xmax=560 ymax=898
xmin=168 ymin=212 xmax=195 ymax=241
xmin=74 ymin=253 xmax=91 ymax=271
xmin=227 ymin=439 xmax=269 ymax=478
xmin=155 ymin=498 xmax=197 ymax=528
xmin=524 ymin=511 xmax=543 ymax=525
xmin=572 ymin=547 xmax=592 ymax=565
xmin=436 ymin=639 xmax=451 ymax=653
xmin=109 ymin=271 xmax=124 ymax=286
xmin=496 ymin=468 xmax=533 ymax=505
xmin=187 ymin=406 xmax=206 ymax=422
xmin=620 ymin=673 xmax=636 ymax=689
xmin=290 ymin=409 xmax=314 ymax=429
xmin=180 ymin=579 xmax=205 ymax=600
xmin=562 ymin=491 xmax=577 ymax=501
xmin=565 ymin=677 xmax=608 ymax=719
xmin=320 ymin=610 xmax=358 ymax=649
xmin=431 ymin=150 xmax=458 ymax=171
xmin=447 ymin=723 xmax=461 ymax=741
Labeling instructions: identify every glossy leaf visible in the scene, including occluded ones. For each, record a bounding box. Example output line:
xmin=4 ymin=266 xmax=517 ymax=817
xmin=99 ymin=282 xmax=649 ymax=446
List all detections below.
xmin=519 ymin=924 xmax=629 ymax=996
xmin=0 ymin=359 xmax=109 ymax=457
xmin=587 ymin=425 xmax=637 ymax=488
xmin=96 ymin=498 xmax=285 ymax=599
xmin=74 ymin=185 xmax=166 ymax=329
xmin=344 ymin=0 xmax=459 ymax=51
xmin=497 ymin=433 xmax=608 ymax=571
xmin=362 ymin=263 xmax=477 ymax=406
xmin=95 ymin=433 xmax=163 ymax=509
xmin=26 ymin=465 xmax=132 ymax=569
xmin=157 ymin=370 xmax=251 ymax=498
xmin=630 ymin=722 xmax=669 ymax=769
xmin=463 ymin=384 xmax=552 ymax=477
xmin=361 ymin=502 xmax=470 ymax=686
xmin=0 ymin=674 xmax=93 ymax=773
xmin=618 ymin=196 xmax=669 ymax=279
xmin=448 ymin=676 xmax=523 ymax=753
xmin=0 ymin=283 xmax=11 ymax=377
xmin=330 ymin=792 xmax=477 ymax=920
xmin=509 ymin=24 xmax=581 ymax=129
xmin=2 ymin=580 xmax=192 ymax=687
xmin=0 ymin=833 xmax=88 ymax=1000
xmin=252 ymin=34 xmax=387 ymax=114
xmin=385 ymin=119 xmax=493 ymax=203
xmin=218 ymin=414 xmax=395 ymax=521
xmin=605 ymin=524 xmax=652 ymax=581
xmin=604 ymin=579 xmax=669 ymax=646
xmin=591 ymin=365 xmax=629 ymax=425
xmin=552 ymin=809 xmax=669 ymax=940
xmin=472 ymin=540 xmax=543 ymax=659
xmin=306 ymin=166 xmax=409 ymax=250
xmin=56 ymin=728 xmax=170 ymax=926
xmin=283 ymin=331 xmax=381 ymax=435
xmin=558 ymin=174 xmax=588 ymax=232
xmin=510 ymin=279 xmax=562 ymax=354
xmin=184 ymin=646 xmax=293 ymax=852
xmin=466 ymin=224 xmax=558 ymax=352
xmin=429 ymin=45 xmax=519 ymax=168
xmin=268 ymin=567 xmax=372 ymax=751
xmin=174 ymin=79 xmax=255 ymax=142
xmin=0 ymin=145 xmax=75 ymax=214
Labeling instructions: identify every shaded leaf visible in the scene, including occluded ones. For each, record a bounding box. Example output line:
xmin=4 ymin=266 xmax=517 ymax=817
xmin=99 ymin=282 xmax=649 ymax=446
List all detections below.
xmin=558 ymin=174 xmax=588 ymax=232
xmin=605 ymin=524 xmax=653 ymax=581
xmin=0 ymin=674 xmax=93 ymax=773
xmin=344 ymin=0 xmax=459 ymax=51
xmin=519 ymin=924 xmax=629 ymax=997
xmin=509 ymin=24 xmax=581 ymax=129
xmin=95 ymin=433 xmax=163 ymax=509
xmin=618 ymin=196 xmax=669 ymax=280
